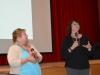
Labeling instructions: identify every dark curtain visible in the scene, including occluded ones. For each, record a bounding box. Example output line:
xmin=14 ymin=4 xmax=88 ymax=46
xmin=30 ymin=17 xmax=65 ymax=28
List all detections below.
xmin=0 ymin=0 xmax=100 ymax=64
xmin=42 ymin=0 xmax=100 ymax=62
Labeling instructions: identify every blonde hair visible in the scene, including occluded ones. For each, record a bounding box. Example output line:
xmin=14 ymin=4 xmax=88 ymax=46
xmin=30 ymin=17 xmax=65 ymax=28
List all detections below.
xmin=12 ymin=28 xmax=26 ymax=43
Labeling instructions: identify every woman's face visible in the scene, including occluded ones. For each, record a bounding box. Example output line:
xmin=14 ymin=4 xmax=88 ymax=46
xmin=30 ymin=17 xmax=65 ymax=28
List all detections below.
xmin=71 ymin=21 xmax=80 ymax=32
xmin=18 ymin=31 xmax=28 ymax=44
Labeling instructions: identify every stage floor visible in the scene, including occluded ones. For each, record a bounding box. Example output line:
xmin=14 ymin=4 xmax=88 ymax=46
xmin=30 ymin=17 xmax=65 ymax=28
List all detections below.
xmin=0 ymin=61 xmax=66 ymax=75
xmin=1 ymin=60 xmax=100 ymax=75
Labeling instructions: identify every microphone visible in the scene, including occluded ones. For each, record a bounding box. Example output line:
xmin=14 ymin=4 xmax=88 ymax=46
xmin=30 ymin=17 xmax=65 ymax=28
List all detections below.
xmin=75 ymin=32 xmax=78 ymax=41
xmin=31 ymin=48 xmax=34 ymax=52
xmin=31 ymin=48 xmax=38 ymax=59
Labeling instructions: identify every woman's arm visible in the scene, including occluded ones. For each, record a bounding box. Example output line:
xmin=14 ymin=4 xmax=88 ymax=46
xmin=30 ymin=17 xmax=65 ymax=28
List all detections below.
xmin=30 ymin=44 xmax=43 ymax=63
xmin=61 ymin=36 xmax=73 ymax=60
xmin=7 ymin=45 xmax=21 ymax=67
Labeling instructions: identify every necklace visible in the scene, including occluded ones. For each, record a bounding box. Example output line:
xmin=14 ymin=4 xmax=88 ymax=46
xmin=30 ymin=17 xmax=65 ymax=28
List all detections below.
xmin=15 ymin=42 xmax=31 ymax=53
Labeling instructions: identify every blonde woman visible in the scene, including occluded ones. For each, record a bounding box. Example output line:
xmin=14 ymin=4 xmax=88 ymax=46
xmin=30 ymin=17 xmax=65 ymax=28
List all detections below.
xmin=7 ymin=28 xmax=42 ymax=75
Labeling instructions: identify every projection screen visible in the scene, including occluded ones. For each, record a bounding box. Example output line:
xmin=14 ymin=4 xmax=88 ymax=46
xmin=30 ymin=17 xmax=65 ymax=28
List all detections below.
xmin=0 ymin=0 xmax=52 ymax=54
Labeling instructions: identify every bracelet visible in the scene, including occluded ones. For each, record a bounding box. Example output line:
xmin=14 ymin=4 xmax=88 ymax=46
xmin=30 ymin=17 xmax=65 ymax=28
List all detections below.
xmin=68 ymin=48 xmax=72 ymax=53
xmin=69 ymin=48 xmax=72 ymax=51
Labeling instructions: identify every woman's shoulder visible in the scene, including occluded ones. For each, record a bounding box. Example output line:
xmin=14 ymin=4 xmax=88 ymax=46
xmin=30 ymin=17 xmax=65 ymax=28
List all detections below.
xmin=64 ymin=35 xmax=71 ymax=39
xmin=9 ymin=44 xmax=20 ymax=50
xmin=8 ymin=44 xmax=21 ymax=54
xmin=10 ymin=44 xmax=20 ymax=47
xmin=62 ymin=35 xmax=71 ymax=42
xmin=81 ymin=34 xmax=88 ymax=38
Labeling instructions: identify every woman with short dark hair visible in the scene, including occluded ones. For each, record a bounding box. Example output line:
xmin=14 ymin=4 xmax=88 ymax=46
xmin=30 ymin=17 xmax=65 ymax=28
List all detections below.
xmin=61 ymin=20 xmax=93 ymax=75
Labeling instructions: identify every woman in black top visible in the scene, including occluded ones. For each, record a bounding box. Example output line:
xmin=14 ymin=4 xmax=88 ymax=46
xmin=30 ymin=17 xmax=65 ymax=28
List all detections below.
xmin=61 ymin=20 xmax=93 ymax=75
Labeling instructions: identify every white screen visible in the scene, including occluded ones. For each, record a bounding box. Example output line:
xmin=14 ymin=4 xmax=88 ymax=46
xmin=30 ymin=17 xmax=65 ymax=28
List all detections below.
xmin=0 ymin=0 xmax=52 ymax=54
xmin=0 ymin=0 xmax=33 ymax=39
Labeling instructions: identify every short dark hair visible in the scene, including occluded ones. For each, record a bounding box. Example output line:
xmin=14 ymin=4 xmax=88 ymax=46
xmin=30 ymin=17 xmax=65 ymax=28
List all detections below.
xmin=66 ymin=19 xmax=81 ymax=36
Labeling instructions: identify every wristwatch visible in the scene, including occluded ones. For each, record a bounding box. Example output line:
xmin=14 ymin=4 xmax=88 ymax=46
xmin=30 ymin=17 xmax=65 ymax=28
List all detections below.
xmin=88 ymin=48 xmax=91 ymax=51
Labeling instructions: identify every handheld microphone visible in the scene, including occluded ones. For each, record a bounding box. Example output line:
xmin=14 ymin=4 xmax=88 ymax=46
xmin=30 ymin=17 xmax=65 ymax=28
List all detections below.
xmin=31 ymin=48 xmax=34 ymax=52
xmin=75 ymin=32 xmax=78 ymax=41
xmin=31 ymin=48 xmax=38 ymax=59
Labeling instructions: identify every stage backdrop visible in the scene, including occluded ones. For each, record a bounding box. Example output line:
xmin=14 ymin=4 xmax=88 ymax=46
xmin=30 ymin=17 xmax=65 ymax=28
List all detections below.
xmin=0 ymin=0 xmax=100 ymax=65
